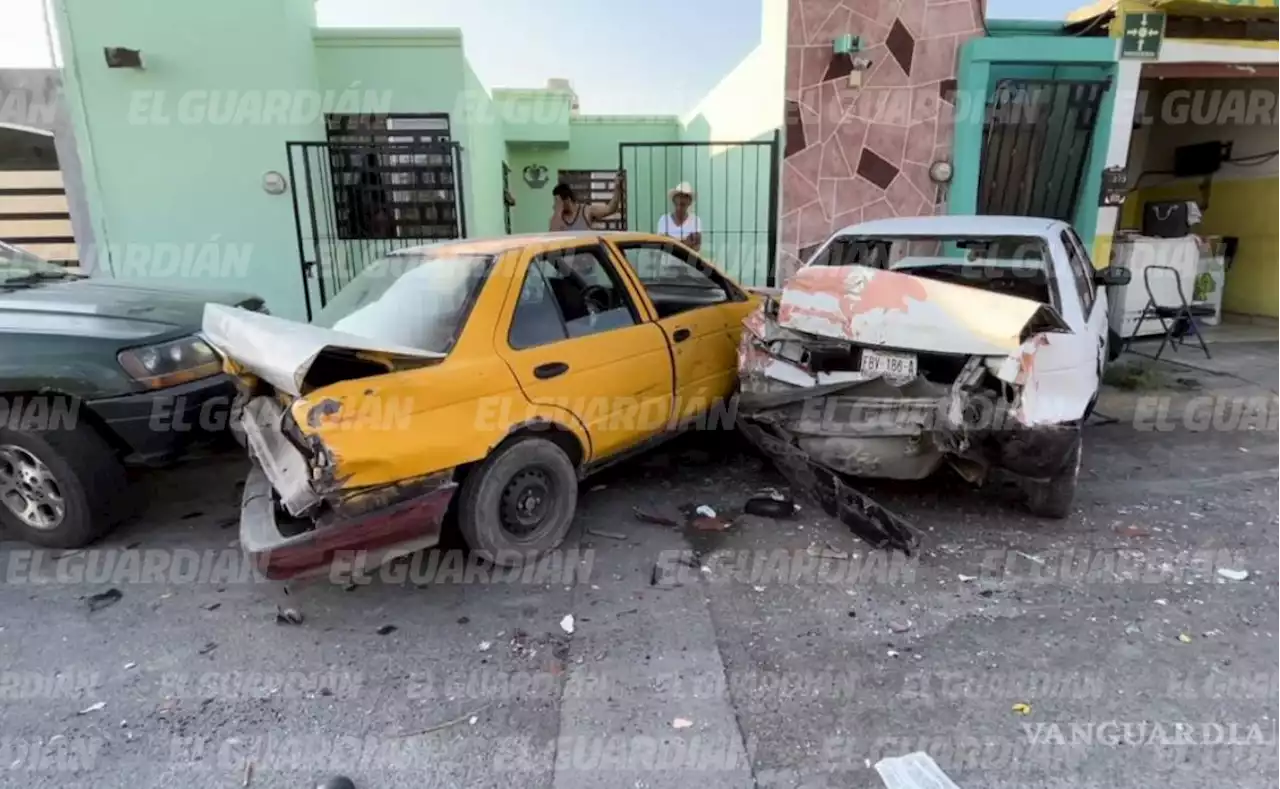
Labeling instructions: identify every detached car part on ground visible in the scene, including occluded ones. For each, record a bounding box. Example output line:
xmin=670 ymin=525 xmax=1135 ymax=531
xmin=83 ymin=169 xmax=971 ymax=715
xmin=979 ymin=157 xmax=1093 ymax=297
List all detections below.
xmin=738 ymin=216 xmax=1130 ymax=530
xmin=204 ymin=233 xmax=756 ymax=580
xmin=0 ymin=244 xmax=265 ymax=548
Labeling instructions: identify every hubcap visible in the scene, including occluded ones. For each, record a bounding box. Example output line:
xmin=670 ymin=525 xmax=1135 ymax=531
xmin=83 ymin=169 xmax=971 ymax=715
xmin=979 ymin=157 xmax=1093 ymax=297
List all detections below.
xmin=499 ymin=468 xmax=554 ymax=538
xmin=0 ymin=444 xmax=65 ymax=530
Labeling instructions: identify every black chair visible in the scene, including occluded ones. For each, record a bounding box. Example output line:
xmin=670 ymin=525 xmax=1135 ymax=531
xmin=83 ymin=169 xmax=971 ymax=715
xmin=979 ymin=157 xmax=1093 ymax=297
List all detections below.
xmin=1128 ymin=264 xmax=1214 ymax=361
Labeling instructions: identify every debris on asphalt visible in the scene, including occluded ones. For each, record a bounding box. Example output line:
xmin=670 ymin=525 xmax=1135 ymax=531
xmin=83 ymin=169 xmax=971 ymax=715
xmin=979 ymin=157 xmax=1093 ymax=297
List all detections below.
xmin=744 ymin=492 xmax=799 ymax=519
xmin=1015 ymin=551 xmax=1045 ymax=565
xmin=694 ymin=505 xmax=717 ymax=519
xmin=672 ymin=718 xmax=693 ymax=729
xmin=457 ymin=616 xmax=470 ymax=625
xmin=690 ymin=513 xmax=734 ymax=532
xmin=275 ymin=607 xmax=304 ymax=625
xmin=957 ymin=575 xmax=977 ymax=583
xmin=86 ymin=588 xmax=124 ymax=613
xmin=123 ymin=662 xmax=136 ymax=671
xmin=1011 ymin=703 xmax=1031 ymax=715
xmin=180 ymin=510 xmax=204 ymax=520
xmin=1217 ymin=568 xmax=1250 ymax=582
xmin=198 ymin=641 xmax=218 ymax=655
xmin=242 ymin=760 xmax=253 ymax=787
xmin=477 ymin=641 xmax=492 ymax=652
xmin=397 ymin=703 xmax=493 ymax=738
xmin=202 ymin=602 xmax=222 ymax=611
xmin=889 ymin=620 xmax=913 ymax=634
xmin=376 ymin=625 xmax=398 ymax=636
xmin=874 ymin=751 xmax=962 ymax=789
xmin=586 ymin=527 xmax=627 ymax=541
xmin=1178 ymin=633 xmax=1192 ymax=643
xmin=559 ymin=615 xmax=575 ymax=635
xmin=805 ymin=542 xmax=849 ymax=560
xmin=316 ymin=774 xmax=357 ymax=789
xmin=633 ymin=507 xmax=681 ymax=526
xmin=78 ymin=701 xmax=106 ymax=715
xmin=1154 ymin=599 xmax=1168 ymax=606
xmin=886 ymin=650 xmax=900 ymax=658
xmin=753 ymin=585 xmax=766 ymax=593
xmin=1116 ymin=525 xmax=1151 ymax=538
xmin=589 ymin=484 xmax=607 ymax=492
xmin=736 ymin=420 xmax=917 ymax=554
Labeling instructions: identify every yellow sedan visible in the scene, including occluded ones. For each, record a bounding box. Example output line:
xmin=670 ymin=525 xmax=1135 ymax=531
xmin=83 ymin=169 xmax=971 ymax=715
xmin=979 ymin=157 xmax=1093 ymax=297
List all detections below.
xmin=204 ymin=232 xmax=758 ymax=580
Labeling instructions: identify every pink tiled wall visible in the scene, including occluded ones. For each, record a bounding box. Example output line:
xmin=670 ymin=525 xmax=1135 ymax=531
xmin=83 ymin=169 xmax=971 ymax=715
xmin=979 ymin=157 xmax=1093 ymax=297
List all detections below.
xmin=780 ymin=0 xmax=984 ymax=275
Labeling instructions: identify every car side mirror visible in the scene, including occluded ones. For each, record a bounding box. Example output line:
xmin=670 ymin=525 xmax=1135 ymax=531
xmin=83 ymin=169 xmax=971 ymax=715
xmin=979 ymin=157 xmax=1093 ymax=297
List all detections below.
xmin=1094 ymin=266 xmax=1131 ymax=287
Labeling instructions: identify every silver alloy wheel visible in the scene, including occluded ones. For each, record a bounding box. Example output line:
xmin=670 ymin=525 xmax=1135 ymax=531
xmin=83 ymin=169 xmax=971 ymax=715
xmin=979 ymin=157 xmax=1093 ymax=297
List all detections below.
xmin=0 ymin=444 xmax=65 ymax=530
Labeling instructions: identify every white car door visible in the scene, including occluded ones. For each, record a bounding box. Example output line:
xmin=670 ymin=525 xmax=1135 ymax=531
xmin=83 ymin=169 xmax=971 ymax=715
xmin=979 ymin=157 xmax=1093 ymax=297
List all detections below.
xmin=1009 ymin=228 xmax=1103 ymax=425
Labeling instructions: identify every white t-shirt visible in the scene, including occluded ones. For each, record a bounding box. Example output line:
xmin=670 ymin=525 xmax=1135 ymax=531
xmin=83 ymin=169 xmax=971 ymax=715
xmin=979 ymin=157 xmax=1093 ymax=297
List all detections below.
xmin=657 ymin=214 xmax=702 ymax=242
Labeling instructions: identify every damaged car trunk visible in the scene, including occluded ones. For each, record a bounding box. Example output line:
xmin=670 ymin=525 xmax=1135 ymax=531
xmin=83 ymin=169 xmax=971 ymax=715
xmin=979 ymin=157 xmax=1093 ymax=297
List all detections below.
xmin=739 ymin=229 xmax=1101 ymax=542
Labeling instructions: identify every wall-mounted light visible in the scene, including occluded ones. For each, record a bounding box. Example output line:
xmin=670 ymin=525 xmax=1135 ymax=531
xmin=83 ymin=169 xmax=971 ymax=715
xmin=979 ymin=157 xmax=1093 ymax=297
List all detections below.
xmin=262 ymin=171 xmax=288 ymax=195
xmin=929 ymin=160 xmax=954 ymax=184
xmin=104 ymin=47 xmax=143 ymax=69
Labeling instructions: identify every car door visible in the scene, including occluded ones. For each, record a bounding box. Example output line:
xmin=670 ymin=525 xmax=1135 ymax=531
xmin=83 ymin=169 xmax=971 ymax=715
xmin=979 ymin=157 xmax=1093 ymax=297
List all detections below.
xmin=1016 ymin=230 xmax=1102 ymax=424
xmin=1062 ymin=227 xmax=1111 ymax=368
xmin=497 ymin=240 xmax=674 ymax=461
xmin=608 ymin=240 xmax=755 ymax=425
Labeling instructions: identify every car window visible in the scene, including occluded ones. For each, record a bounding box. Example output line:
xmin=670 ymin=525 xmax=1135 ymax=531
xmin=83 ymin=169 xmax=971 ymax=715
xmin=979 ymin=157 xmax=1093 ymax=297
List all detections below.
xmin=1060 ymin=229 xmax=1096 ymax=316
xmin=621 ymin=245 xmax=718 ymax=288
xmin=508 ymin=246 xmax=638 ymax=349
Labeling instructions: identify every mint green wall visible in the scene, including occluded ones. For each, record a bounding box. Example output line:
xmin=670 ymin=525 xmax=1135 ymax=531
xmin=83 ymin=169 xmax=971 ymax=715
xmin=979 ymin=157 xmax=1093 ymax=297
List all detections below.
xmin=505 ymin=118 xmax=679 ymax=234
xmin=460 ymin=63 xmax=507 ymax=238
xmin=56 ymin=0 xmax=324 ymax=319
xmin=953 ymin=36 xmax=1119 ymax=244
xmin=492 ymin=89 xmax=571 ymax=146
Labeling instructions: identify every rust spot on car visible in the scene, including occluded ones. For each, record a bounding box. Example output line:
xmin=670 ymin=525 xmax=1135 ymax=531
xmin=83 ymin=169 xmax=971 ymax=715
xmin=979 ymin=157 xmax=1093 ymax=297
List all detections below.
xmin=306 ymin=398 xmax=344 ymax=428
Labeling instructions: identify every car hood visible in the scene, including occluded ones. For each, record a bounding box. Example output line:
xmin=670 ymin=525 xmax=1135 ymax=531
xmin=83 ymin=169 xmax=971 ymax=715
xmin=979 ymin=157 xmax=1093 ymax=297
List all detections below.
xmin=0 ymin=277 xmax=262 ymax=339
xmin=202 ymin=304 xmax=443 ymax=397
xmin=774 ymin=264 xmax=1069 ymax=356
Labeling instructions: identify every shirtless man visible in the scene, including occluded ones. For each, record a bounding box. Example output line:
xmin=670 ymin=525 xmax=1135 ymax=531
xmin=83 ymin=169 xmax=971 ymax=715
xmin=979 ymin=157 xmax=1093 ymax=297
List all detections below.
xmin=549 ymin=172 xmax=625 ymax=231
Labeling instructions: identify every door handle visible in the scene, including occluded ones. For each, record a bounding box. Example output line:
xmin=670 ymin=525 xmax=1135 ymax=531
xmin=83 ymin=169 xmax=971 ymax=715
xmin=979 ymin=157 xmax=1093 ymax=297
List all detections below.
xmin=672 ymin=328 xmax=692 ymax=343
xmin=534 ymin=362 xmax=569 ymax=380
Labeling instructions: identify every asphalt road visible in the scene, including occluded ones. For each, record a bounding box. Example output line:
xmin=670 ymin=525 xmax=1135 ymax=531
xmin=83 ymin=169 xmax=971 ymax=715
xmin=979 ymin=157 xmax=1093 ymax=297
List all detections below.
xmin=1 ymin=354 xmax=1276 ymax=789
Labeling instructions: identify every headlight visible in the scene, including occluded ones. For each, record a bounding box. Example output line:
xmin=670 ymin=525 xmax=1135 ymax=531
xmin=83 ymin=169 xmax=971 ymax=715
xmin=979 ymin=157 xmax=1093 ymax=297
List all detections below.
xmin=117 ymin=335 xmax=222 ymax=390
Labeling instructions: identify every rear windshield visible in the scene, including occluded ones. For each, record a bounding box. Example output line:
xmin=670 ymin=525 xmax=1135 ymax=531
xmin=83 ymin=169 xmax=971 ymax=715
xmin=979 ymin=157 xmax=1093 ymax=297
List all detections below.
xmin=312 ymin=252 xmax=494 ymax=353
xmin=808 ymin=234 xmax=1057 ymax=307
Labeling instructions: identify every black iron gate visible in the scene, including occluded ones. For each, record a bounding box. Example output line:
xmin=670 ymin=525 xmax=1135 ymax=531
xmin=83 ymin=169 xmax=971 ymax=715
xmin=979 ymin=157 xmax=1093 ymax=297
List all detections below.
xmin=618 ymin=134 xmax=781 ymax=287
xmin=977 ymin=78 xmax=1109 ymax=222
xmin=287 ymin=140 xmax=467 ymax=320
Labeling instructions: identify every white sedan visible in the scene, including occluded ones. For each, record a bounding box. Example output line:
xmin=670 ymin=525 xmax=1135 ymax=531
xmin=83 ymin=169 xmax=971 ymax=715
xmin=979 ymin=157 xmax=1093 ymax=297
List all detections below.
xmin=738 ymin=215 xmax=1130 ymax=520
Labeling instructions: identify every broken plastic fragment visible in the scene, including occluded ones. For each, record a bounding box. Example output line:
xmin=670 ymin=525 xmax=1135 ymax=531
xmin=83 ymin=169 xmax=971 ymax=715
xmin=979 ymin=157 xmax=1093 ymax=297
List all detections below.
xmin=874 ymin=751 xmax=962 ymax=789
xmin=695 ymin=505 xmax=717 ymax=518
xmin=1178 ymin=633 xmax=1192 ymax=643
xmin=1011 ymin=702 xmax=1031 ymax=715
xmin=559 ymin=615 xmax=575 ymax=635
xmin=672 ymin=718 xmax=693 ymax=729
xmin=1216 ymin=568 xmax=1249 ymax=582
xmin=78 ymin=702 xmax=106 ymax=715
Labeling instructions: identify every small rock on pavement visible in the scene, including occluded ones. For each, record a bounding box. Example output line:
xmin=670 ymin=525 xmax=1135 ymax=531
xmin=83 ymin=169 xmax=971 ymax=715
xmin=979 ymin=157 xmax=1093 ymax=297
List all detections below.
xmin=559 ymin=615 xmax=575 ymax=635
xmin=376 ymin=625 xmax=398 ymax=636
xmin=275 ymin=607 xmax=305 ymax=625
xmin=672 ymin=718 xmax=693 ymax=730
xmin=889 ymin=620 xmax=912 ymax=634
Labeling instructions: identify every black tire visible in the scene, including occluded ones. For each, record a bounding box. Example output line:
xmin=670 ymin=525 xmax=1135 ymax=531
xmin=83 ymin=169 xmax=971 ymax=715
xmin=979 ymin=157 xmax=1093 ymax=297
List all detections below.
xmin=457 ymin=436 xmax=578 ymax=567
xmin=1024 ymin=435 xmax=1082 ymax=520
xmin=0 ymin=421 xmax=128 ymax=548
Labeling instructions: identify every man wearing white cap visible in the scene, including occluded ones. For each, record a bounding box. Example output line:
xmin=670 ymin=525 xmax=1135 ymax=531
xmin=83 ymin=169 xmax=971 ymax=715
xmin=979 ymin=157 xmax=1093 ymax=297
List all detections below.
xmin=656 ymin=182 xmax=702 ymax=252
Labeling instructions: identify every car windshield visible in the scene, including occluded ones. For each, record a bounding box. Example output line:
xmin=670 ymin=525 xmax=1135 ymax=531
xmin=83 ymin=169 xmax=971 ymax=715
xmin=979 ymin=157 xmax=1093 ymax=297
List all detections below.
xmin=0 ymin=243 xmax=78 ymax=284
xmin=809 ymin=234 xmax=1055 ymax=306
xmin=312 ymin=252 xmax=495 ymax=353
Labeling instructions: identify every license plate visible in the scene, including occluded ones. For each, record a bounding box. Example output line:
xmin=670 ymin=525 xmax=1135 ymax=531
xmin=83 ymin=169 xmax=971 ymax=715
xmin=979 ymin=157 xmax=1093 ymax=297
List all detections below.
xmin=861 ymin=349 xmax=918 ymax=379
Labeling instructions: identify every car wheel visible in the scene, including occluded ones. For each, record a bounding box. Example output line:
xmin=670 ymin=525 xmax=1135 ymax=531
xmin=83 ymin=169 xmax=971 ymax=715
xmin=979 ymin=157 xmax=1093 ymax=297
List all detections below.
xmin=0 ymin=423 xmax=127 ymax=548
xmin=457 ymin=436 xmax=578 ymax=567
xmin=1023 ymin=434 xmax=1082 ymax=520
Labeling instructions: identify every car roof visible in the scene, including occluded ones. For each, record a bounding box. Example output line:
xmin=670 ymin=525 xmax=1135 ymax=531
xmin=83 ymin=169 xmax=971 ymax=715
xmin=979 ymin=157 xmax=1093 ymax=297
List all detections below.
xmin=386 ymin=231 xmax=671 ymax=257
xmin=832 ymin=215 xmax=1066 ymax=240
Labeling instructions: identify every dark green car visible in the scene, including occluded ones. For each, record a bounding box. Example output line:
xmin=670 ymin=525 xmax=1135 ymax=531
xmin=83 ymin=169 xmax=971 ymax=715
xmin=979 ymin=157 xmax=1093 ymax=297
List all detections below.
xmin=0 ymin=243 xmax=265 ymax=547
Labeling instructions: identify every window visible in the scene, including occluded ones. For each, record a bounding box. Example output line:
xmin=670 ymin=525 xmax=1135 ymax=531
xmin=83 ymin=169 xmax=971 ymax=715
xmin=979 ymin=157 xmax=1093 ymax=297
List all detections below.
xmin=616 ymin=243 xmax=739 ymax=319
xmin=509 ymin=246 xmax=638 ymax=349
xmin=325 ymin=114 xmax=460 ymax=241
xmin=1060 ymin=229 xmax=1096 ymax=316
xmin=557 ymin=170 xmax=626 ymax=230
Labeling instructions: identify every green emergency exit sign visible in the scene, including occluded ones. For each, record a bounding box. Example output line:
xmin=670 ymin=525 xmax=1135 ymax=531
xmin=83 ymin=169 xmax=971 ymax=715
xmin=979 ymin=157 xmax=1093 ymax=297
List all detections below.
xmin=1121 ymin=11 xmax=1165 ymax=60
